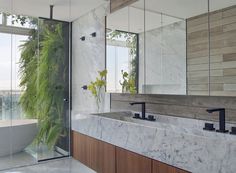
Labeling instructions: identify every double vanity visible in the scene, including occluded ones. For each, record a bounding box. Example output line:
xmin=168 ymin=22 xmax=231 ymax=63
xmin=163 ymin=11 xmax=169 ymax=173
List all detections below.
xmin=72 ymin=109 xmax=236 ymax=173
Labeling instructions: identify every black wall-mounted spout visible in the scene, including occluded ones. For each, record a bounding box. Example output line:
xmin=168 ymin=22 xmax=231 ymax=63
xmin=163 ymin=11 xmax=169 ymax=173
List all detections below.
xmin=50 ymin=5 xmax=54 ymax=20
xmin=130 ymin=102 xmax=146 ymax=119
xmin=91 ymin=32 xmax=96 ymax=37
xmin=81 ymin=85 xmax=88 ymax=90
xmin=206 ymin=108 xmax=228 ymax=133
xmin=80 ymin=36 xmax=85 ymax=41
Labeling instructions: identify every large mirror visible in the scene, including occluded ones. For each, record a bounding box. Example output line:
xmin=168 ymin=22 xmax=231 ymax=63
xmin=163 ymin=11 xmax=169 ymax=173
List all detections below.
xmin=106 ymin=0 xmax=236 ymax=97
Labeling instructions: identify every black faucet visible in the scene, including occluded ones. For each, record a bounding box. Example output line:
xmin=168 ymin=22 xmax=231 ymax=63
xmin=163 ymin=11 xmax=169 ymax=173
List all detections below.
xmin=130 ymin=102 xmax=146 ymax=119
xmin=206 ymin=108 xmax=228 ymax=133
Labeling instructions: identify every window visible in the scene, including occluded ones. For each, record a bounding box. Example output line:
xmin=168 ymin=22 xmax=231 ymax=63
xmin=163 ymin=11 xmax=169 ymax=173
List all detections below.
xmin=0 ymin=13 xmax=2 ymax=25
xmin=107 ymin=45 xmax=130 ymax=92
xmin=0 ymin=32 xmax=28 ymax=120
xmin=6 ymin=15 xmax=33 ymax=28
xmin=106 ymin=30 xmax=138 ymax=93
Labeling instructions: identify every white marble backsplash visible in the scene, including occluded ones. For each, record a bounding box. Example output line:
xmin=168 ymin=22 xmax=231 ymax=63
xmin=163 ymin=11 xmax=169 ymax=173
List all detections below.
xmin=72 ymin=3 xmax=110 ymax=114
xmin=72 ymin=112 xmax=236 ymax=173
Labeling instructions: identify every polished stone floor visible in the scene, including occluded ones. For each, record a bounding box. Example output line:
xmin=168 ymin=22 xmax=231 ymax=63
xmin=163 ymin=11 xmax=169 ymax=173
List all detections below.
xmin=0 ymin=145 xmax=63 ymax=170
xmin=0 ymin=158 xmax=96 ymax=173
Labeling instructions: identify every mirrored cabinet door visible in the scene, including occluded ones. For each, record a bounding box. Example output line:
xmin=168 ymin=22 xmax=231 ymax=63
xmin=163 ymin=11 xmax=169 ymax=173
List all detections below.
xmin=142 ymin=0 xmax=210 ymax=95
xmin=142 ymin=0 xmax=187 ymax=95
xmin=106 ymin=0 xmax=145 ymax=94
xmin=106 ymin=0 xmax=236 ymax=97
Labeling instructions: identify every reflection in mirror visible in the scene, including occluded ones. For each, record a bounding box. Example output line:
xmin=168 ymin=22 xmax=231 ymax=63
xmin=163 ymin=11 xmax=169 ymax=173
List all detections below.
xmin=141 ymin=12 xmax=186 ymax=94
xmin=141 ymin=0 xmax=210 ymax=95
xmin=106 ymin=0 xmax=211 ymax=95
xmin=106 ymin=30 xmax=138 ymax=93
xmin=209 ymin=0 xmax=236 ymax=96
xmin=107 ymin=0 xmax=236 ymax=97
xmin=106 ymin=0 xmax=144 ymax=94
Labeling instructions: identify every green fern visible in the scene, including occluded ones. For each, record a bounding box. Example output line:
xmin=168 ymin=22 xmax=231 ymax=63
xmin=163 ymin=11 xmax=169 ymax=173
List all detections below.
xmin=19 ymin=21 xmax=67 ymax=148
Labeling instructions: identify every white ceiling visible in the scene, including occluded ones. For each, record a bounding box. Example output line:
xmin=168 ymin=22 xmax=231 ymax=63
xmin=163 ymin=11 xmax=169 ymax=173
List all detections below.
xmin=107 ymin=6 xmax=183 ymax=33
xmin=1 ymin=0 xmax=236 ymax=30
xmin=0 ymin=0 xmax=107 ymax=21
xmin=133 ymin=0 xmax=236 ymax=19
xmin=107 ymin=0 xmax=236 ymax=33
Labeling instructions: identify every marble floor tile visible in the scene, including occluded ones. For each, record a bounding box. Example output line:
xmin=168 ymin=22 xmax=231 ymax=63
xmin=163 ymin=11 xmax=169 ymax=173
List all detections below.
xmin=0 ymin=158 xmax=96 ymax=173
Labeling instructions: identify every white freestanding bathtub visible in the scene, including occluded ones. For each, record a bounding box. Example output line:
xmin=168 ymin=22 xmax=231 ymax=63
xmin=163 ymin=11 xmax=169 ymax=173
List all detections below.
xmin=0 ymin=119 xmax=38 ymax=157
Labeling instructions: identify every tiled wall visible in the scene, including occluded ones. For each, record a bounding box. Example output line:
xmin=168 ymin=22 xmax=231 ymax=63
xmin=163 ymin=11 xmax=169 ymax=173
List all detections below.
xmin=187 ymin=5 xmax=236 ymax=96
xmin=110 ymin=93 xmax=236 ymax=123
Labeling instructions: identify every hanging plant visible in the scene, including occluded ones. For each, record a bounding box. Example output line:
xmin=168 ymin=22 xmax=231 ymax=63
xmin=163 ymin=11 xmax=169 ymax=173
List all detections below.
xmin=19 ymin=20 xmax=67 ymax=149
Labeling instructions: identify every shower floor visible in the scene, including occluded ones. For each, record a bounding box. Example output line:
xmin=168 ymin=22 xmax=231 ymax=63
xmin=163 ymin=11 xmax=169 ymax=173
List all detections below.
xmin=0 ymin=158 xmax=95 ymax=173
xmin=0 ymin=151 xmax=36 ymax=170
xmin=0 ymin=145 xmax=65 ymax=171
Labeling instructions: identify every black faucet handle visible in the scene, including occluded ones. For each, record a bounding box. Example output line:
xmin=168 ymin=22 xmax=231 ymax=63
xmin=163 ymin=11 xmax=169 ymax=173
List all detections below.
xmin=203 ymin=123 xmax=215 ymax=131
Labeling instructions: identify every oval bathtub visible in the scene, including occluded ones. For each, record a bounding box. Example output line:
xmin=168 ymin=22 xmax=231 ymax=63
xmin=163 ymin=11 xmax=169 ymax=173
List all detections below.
xmin=0 ymin=119 xmax=38 ymax=157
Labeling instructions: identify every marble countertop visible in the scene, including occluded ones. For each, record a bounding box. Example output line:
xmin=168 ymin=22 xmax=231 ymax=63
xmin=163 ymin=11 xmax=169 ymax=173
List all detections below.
xmin=72 ymin=111 xmax=236 ymax=173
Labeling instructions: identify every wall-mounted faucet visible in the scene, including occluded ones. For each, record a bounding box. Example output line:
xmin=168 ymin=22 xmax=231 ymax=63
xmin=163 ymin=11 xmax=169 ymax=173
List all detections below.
xmin=130 ymin=102 xmax=146 ymax=119
xmin=206 ymin=108 xmax=228 ymax=133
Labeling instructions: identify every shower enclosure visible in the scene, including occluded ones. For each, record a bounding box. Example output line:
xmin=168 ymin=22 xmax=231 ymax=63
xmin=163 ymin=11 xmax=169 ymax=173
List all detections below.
xmin=0 ymin=12 xmax=71 ymax=170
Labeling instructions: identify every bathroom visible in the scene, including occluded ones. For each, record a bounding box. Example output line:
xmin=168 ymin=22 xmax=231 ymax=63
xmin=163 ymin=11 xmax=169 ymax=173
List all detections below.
xmin=0 ymin=0 xmax=236 ymax=173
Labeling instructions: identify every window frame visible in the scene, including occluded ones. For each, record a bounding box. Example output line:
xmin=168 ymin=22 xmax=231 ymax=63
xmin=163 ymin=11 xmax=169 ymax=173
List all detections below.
xmin=0 ymin=13 xmax=32 ymax=36
xmin=106 ymin=29 xmax=139 ymax=93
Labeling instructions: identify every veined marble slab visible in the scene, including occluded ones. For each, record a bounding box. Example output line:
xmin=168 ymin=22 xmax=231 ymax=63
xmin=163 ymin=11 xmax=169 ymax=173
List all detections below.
xmin=72 ymin=112 xmax=236 ymax=173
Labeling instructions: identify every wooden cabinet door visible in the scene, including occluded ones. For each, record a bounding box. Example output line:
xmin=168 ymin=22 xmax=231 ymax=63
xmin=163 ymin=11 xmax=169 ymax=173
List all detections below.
xmin=72 ymin=131 xmax=115 ymax=173
xmin=152 ymin=160 xmax=190 ymax=173
xmin=72 ymin=131 xmax=89 ymax=164
xmin=97 ymin=141 xmax=116 ymax=173
xmin=116 ymin=147 xmax=152 ymax=173
xmin=88 ymin=135 xmax=99 ymax=171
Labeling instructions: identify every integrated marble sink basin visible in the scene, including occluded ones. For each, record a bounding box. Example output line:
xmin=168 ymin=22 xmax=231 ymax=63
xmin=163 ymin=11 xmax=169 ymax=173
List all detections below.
xmin=92 ymin=111 xmax=133 ymax=121
xmin=94 ymin=111 xmax=235 ymax=138
xmin=72 ymin=111 xmax=236 ymax=173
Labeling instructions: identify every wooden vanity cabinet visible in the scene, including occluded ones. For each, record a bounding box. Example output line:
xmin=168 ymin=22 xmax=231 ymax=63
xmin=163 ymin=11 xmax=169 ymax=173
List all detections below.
xmin=72 ymin=131 xmax=190 ymax=173
xmin=116 ymin=147 xmax=152 ymax=173
xmin=152 ymin=160 xmax=190 ymax=173
xmin=97 ymin=140 xmax=116 ymax=173
xmin=72 ymin=131 xmax=116 ymax=173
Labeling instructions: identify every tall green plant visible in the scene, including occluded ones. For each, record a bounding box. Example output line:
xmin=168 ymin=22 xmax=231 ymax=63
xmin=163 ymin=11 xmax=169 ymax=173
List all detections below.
xmin=19 ymin=21 xmax=67 ymax=148
xmin=19 ymin=29 xmax=39 ymax=117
